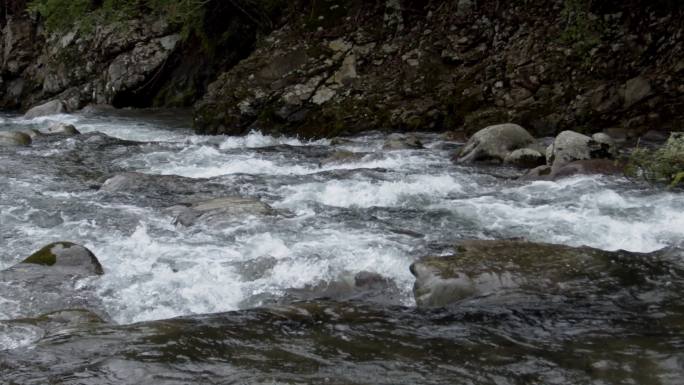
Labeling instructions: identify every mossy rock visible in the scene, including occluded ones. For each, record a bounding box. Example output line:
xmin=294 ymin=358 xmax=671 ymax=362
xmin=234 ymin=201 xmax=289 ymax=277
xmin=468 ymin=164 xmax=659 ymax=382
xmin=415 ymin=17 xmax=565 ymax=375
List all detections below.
xmin=22 ymin=242 xmax=104 ymax=276
xmin=411 ymin=239 xmax=678 ymax=308
xmin=0 ymin=131 xmax=32 ymax=146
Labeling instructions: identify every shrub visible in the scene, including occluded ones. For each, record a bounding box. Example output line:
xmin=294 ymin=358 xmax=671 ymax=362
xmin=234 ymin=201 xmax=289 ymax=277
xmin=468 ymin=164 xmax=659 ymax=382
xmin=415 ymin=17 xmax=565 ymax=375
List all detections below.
xmin=627 ymin=133 xmax=684 ymax=188
xmin=27 ymin=0 xmax=208 ymax=38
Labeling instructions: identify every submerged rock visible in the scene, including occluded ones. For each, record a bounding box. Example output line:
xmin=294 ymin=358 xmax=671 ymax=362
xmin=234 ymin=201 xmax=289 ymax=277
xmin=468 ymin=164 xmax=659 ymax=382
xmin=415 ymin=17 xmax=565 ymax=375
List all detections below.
xmin=46 ymin=122 xmax=80 ymax=136
xmin=411 ymin=239 xmax=682 ymax=308
xmin=382 ymin=134 xmax=424 ymax=150
xmin=101 ymin=172 xmax=214 ymax=196
xmin=23 ymin=100 xmax=66 ymax=119
xmin=455 ymin=123 xmax=535 ymax=163
xmin=281 ymin=271 xmax=402 ymax=306
xmin=0 ymin=131 xmax=31 ymax=146
xmin=167 ymin=196 xmax=277 ymax=227
xmin=319 ymin=150 xmax=365 ymax=166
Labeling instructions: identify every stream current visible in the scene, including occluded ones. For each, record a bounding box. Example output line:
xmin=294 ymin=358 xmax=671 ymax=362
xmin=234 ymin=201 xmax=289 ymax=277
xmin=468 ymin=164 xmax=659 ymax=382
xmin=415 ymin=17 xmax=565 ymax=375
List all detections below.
xmin=1 ymin=109 xmax=684 ymax=384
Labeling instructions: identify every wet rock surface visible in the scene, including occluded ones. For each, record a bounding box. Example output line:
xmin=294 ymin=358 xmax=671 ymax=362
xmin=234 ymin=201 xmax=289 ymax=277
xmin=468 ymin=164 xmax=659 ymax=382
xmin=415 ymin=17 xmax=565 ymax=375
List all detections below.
xmin=23 ymin=100 xmax=66 ymax=119
xmin=1 ymin=297 xmax=683 ymax=384
xmin=548 ymin=130 xmax=616 ymax=171
xmin=0 ymin=242 xmax=106 ymax=320
xmin=166 ymin=196 xmax=278 ymax=227
xmin=411 ymin=239 xmax=684 ymax=308
xmin=456 ymin=123 xmax=535 ymax=163
xmin=46 ymin=122 xmax=80 ymax=136
xmin=0 ymin=130 xmax=31 ymax=146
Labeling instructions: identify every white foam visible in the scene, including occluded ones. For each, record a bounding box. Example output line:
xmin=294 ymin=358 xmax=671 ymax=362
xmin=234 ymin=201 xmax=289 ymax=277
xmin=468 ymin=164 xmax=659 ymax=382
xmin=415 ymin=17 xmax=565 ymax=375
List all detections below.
xmin=278 ymin=174 xmax=465 ymax=208
xmin=93 ymin=224 xmax=245 ymax=323
xmin=237 ymin=229 xmax=416 ymax=303
xmin=218 ymin=130 xmax=330 ymax=149
xmin=439 ymin=176 xmax=684 ymax=252
xmin=0 ymin=323 xmax=44 ymax=351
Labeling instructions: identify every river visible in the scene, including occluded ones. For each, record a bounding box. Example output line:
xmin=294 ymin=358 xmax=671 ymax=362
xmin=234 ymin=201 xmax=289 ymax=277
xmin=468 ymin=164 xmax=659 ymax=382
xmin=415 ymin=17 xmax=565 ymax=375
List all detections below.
xmin=1 ymin=109 xmax=683 ymax=384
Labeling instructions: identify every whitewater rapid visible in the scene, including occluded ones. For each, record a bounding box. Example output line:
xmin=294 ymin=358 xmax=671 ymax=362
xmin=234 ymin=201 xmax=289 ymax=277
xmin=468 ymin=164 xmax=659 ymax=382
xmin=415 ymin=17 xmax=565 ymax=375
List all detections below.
xmin=1 ymin=110 xmax=683 ymax=324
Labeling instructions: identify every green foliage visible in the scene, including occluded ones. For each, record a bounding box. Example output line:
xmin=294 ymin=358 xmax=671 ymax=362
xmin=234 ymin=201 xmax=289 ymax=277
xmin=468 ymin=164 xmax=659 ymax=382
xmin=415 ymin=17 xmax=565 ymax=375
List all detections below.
xmin=626 ymin=133 xmax=684 ymax=188
xmin=28 ymin=0 xmax=209 ymax=38
xmin=27 ymin=0 xmax=93 ymax=32
xmin=560 ymin=0 xmax=603 ymax=60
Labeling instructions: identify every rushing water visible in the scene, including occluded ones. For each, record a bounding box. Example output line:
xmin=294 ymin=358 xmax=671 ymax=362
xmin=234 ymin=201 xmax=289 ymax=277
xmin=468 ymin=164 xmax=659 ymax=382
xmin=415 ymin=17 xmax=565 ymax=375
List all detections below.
xmin=1 ymin=109 xmax=684 ymax=384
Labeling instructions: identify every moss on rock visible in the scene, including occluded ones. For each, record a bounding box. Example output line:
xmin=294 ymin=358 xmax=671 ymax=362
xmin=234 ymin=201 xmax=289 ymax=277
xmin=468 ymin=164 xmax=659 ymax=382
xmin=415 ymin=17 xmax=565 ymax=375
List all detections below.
xmin=22 ymin=243 xmax=62 ymax=266
xmin=22 ymin=242 xmax=104 ymax=275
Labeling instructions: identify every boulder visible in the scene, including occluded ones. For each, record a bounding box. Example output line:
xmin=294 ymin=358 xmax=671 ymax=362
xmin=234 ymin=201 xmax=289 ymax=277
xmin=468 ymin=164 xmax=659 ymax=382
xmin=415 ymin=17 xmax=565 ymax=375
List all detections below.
xmin=503 ymin=148 xmax=545 ymax=168
xmin=21 ymin=242 xmax=104 ymax=276
xmin=410 ymin=239 xmax=682 ymax=308
xmin=382 ymin=134 xmax=423 ymax=150
xmin=548 ymin=130 xmax=615 ymax=170
xmin=456 ymin=123 xmax=535 ymax=163
xmin=0 ymin=131 xmax=31 ymax=146
xmin=23 ymin=100 xmax=66 ymax=119
xmin=47 ymin=122 xmax=80 ymax=136
xmin=0 ymin=242 xmax=106 ymax=319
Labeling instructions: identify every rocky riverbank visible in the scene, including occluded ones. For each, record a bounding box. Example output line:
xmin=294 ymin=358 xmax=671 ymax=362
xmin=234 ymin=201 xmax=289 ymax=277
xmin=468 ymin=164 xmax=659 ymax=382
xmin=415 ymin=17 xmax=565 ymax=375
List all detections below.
xmin=2 ymin=0 xmax=683 ymax=140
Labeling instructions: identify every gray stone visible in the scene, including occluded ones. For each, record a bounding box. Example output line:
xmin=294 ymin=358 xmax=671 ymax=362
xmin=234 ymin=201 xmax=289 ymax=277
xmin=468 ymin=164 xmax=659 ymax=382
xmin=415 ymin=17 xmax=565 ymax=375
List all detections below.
xmin=0 ymin=131 xmax=31 ymax=146
xmin=23 ymin=100 xmax=66 ymax=119
xmin=456 ymin=123 xmax=535 ymax=163
xmin=0 ymin=243 xmax=106 ymax=320
xmin=21 ymin=242 xmax=104 ymax=276
xmin=167 ymin=196 xmax=277 ymax=227
xmin=47 ymin=122 xmax=81 ymax=136
xmin=549 ymin=130 xmax=614 ymax=170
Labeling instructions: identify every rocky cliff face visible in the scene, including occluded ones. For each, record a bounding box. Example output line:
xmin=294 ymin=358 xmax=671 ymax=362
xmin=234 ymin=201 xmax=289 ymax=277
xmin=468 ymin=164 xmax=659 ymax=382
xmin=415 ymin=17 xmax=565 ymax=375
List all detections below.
xmin=1 ymin=15 xmax=178 ymax=110
xmin=194 ymin=0 xmax=684 ymax=138
xmin=0 ymin=0 xmax=270 ymax=111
